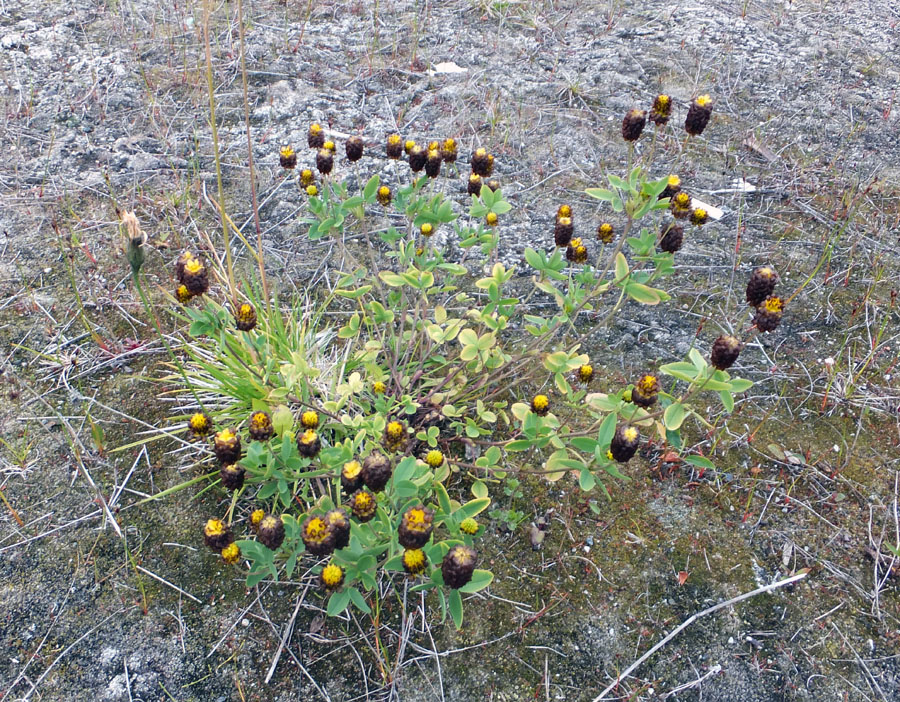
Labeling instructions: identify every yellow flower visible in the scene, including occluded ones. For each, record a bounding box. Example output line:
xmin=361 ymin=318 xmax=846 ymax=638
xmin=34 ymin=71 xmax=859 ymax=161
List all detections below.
xmin=531 ymin=394 xmax=549 ymax=416
xmin=424 ymin=450 xmax=444 ymax=468
xmin=460 ymin=517 xmax=479 ymax=535
xmin=301 ymin=410 xmax=320 ymax=429
xmin=321 ymin=563 xmax=344 ymax=588
xmin=221 ymin=542 xmax=241 ymax=564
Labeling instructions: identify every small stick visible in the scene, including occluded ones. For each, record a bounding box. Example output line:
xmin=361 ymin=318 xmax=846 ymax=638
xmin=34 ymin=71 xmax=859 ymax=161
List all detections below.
xmin=135 ymin=565 xmax=202 ymax=604
xmin=264 ymin=586 xmax=309 ymax=684
xmin=591 ymin=569 xmax=810 ymax=702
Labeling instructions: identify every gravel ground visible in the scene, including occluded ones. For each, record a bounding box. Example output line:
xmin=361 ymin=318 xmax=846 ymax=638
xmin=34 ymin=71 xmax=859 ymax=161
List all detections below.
xmin=1 ymin=0 xmax=899 ymax=700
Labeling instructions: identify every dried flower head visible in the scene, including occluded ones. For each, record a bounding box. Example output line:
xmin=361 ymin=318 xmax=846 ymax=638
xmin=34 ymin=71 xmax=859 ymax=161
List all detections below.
xmin=471 ymin=148 xmax=492 ymax=177
xmin=214 ymin=428 xmax=241 ymax=465
xmin=403 ymin=548 xmax=428 ymax=575
xmin=377 ymin=185 xmax=392 ymax=206
xmin=566 ymin=237 xmax=588 ymax=264
xmin=442 ymin=545 xmax=477 ymax=589
xmin=341 ymin=459 xmax=363 ymax=493
xmin=649 ymin=94 xmax=672 ymax=126
xmin=258 ymin=514 xmax=285 ymax=551
xmin=531 ymin=394 xmax=550 ymax=416
xmin=685 ymin=95 xmax=713 ymax=136
xmin=554 ymin=216 xmax=574 ymax=247
xmin=610 ymin=424 xmax=640 ymax=463
xmin=362 ymin=453 xmax=392 ymax=491
xmin=467 ymin=173 xmax=483 ymax=196
xmin=386 ymin=134 xmax=403 ymax=159
xmin=221 ymin=542 xmax=241 ymax=565
xmin=301 ymin=515 xmax=335 ymax=557
xmin=670 ymin=191 xmax=692 ymax=219
xmin=711 ymin=335 xmax=742 ymax=371
xmin=441 ymin=138 xmax=458 ymax=163
xmin=622 ymin=109 xmax=647 ymax=142
xmin=350 ymin=489 xmax=377 ymax=522
xmin=323 ymin=140 xmax=336 ymax=153
xmin=753 ymin=296 xmax=785 ymax=333
xmin=250 ymin=509 xmax=265 ymax=530
xmin=122 ymin=210 xmax=146 ymax=274
xmin=325 ymin=509 xmax=351 ymax=549
xmin=188 ymin=412 xmax=211 ymax=438
xmin=689 ymin=208 xmax=709 ymax=227
xmin=204 ymin=518 xmax=234 ymax=551
xmin=307 ymin=123 xmax=325 ymax=149
xmin=425 ymin=149 xmax=442 ymax=178
xmin=632 ymin=374 xmax=660 ymax=408
xmin=175 ymin=251 xmax=196 ymax=284
xmin=398 ymin=505 xmax=435 ymax=549
xmin=175 ymin=284 xmax=193 ymax=304
xmin=556 ymin=204 xmax=572 ymax=221
xmin=248 ymin=411 xmax=273 ymax=442
xmin=408 ymin=145 xmax=427 ymax=172
xmin=181 ymin=258 xmax=209 ymax=296
xmin=279 ymin=145 xmax=297 ymax=169
xmin=297 ymin=429 xmax=321 ymax=458
xmin=745 ymin=266 xmax=779 ymax=306
xmin=659 ymin=221 xmax=684 ymax=253
xmin=299 ymin=169 xmax=315 ymax=188
xmin=234 ymin=302 xmax=257 ymax=332
xmin=315 ymin=148 xmax=334 ymax=175
xmin=577 ymin=364 xmax=594 ymax=384
xmin=404 ymin=139 xmax=416 ymax=155
xmin=345 ymin=136 xmax=364 ymax=162
xmin=220 ymin=463 xmax=245 ymax=491
xmin=660 ymin=175 xmax=681 ymax=200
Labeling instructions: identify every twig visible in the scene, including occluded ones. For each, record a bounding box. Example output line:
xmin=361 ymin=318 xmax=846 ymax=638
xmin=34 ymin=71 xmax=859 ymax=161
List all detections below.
xmin=264 ymin=585 xmax=309 ymax=683
xmin=135 ymin=565 xmax=202 ymax=604
xmin=591 ymin=569 xmax=810 ymax=701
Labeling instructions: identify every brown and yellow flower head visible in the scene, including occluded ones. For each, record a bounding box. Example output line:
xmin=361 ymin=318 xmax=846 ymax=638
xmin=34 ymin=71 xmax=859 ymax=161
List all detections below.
xmin=556 ymin=204 xmax=572 ymax=221
xmin=383 ymin=421 xmax=407 ymax=453
xmin=204 ymin=518 xmax=234 ymax=551
xmin=307 ymin=123 xmax=325 ymax=149
xmin=306 ymin=185 xmax=318 ymax=197
xmin=753 ymin=296 xmax=785 ymax=333
xmin=689 ymin=208 xmax=708 ymax=227
xmin=428 ymin=140 xmax=440 ymax=152
xmin=323 ymin=140 xmax=336 ymax=153
xmin=460 ymin=517 xmax=479 ymax=535
xmin=487 ymin=178 xmax=501 ymax=192
xmin=622 ymin=109 xmax=647 ymax=142
xmin=221 ymin=542 xmax=241 ymax=565
xmin=362 ymin=453 xmax=393 ymax=491
xmin=670 ymin=191 xmax=692 ymax=219
xmin=531 ymin=394 xmax=550 ymax=416
xmin=398 ymin=506 xmax=435 ymax=549
xmin=299 ymin=168 xmax=315 ymax=188
xmin=320 ymin=562 xmax=345 ymax=589
xmin=300 ymin=410 xmax=319 ymax=430
xmin=424 ymin=449 xmax=444 ymax=468
xmin=214 ymin=428 xmax=241 ymax=465
xmin=373 ymin=380 xmax=387 ymax=395
xmin=442 ymin=545 xmax=477 ymax=589
xmin=609 ymin=424 xmax=640 ymax=463
xmin=175 ymin=284 xmax=193 ymax=304
xmin=684 ymin=95 xmax=713 ymax=136
xmin=345 ymin=136 xmax=364 ymax=162
xmin=188 ymin=412 xmax=211 ymax=438
xmin=404 ymin=139 xmax=417 ymax=155
xmin=386 ymin=133 xmax=403 ymax=159
xmin=485 ymin=211 xmax=499 ymax=227
xmin=425 ymin=149 xmax=442 ymax=178
xmin=301 ymin=515 xmax=335 ymax=557
xmin=441 ymin=138 xmax=458 ymax=163
xmin=350 ymin=489 xmax=377 ymax=522
xmin=554 ymin=216 xmax=574 ymax=247
xmin=597 ymin=222 xmax=614 ymax=244
xmin=377 ymin=185 xmax=392 ymax=206
xmin=315 ymin=148 xmax=334 ymax=175
xmin=631 ymin=374 xmax=660 ymax=408
xmin=402 ymin=548 xmax=428 ymax=575
xmin=408 ymin=144 xmax=427 ymax=172
xmin=259 ymin=514 xmax=285 ymax=551
xmin=649 ymin=94 xmax=672 ymax=126
xmin=659 ymin=221 xmax=684 ymax=253
xmin=471 ymin=148 xmax=492 ymax=177
xmin=297 ymin=429 xmax=321 ymax=458
xmin=175 ymin=251 xmax=196 ymax=284
xmin=659 ymin=174 xmax=681 ymax=200
xmin=467 ymin=173 xmax=483 ymax=196
xmin=248 ymin=411 xmax=273 ymax=442
xmin=745 ymin=266 xmax=779 ymax=306
xmin=219 ymin=463 xmax=245 ymax=491
xmin=420 ymin=222 xmax=434 ymax=238
xmin=711 ymin=335 xmax=742 ymax=371
xmin=325 ymin=508 xmax=351 ymax=549
xmin=234 ymin=302 xmax=257 ymax=332
xmin=577 ymin=364 xmax=594 ymax=384
xmin=566 ymin=237 xmax=588 ymax=264
xmin=279 ymin=145 xmax=297 ymax=169
xmin=341 ymin=459 xmax=363 ymax=493
xmin=182 ymin=257 xmax=209 ymax=296
xmin=250 ymin=508 xmax=265 ymax=531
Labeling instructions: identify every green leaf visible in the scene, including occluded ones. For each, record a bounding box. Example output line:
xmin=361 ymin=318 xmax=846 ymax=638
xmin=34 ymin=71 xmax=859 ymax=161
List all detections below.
xmin=579 ymin=467 xmax=596 ymax=491
xmin=459 ymin=569 xmax=493 ymax=593
xmin=729 ymin=378 xmax=753 ymax=393
xmin=664 ymin=403 xmax=686 ymax=430
xmin=720 ymin=390 xmax=735 ymax=412
xmin=326 ymin=589 xmax=351 ymax=617
xmin=689 ymin=348 xmax=707 ymax=371
xmin=615 ymin=253 xmax=629 ymax=281
xmin=597 ymin=412 xmax=617 ymax=448
xmin=471 ymin=480 xmax=488 ymax=499
xmin=379 ymin=271 xmax=407 ymax=287
xmin=625 ymin=282 xmax=661 ymax=305
xmin=348 ymin=588 xmax=372 ymax=614
xmin=585 ymin=187 xmax=616 ymax=202
xmin=524 ymin=247 xmax=543 ymax=270
xmin=456 ymin=497 xmax=491 ymax=520
xmin=506 ymin=439 xmax=535 ymax=452
xmin=448 ymin=588 xmax=464 ymax=629
xmin=363 ymin=174 xmax=380 ymax=201
xmin=684 ymin=455 xmax=714 ymax=470
xmin=570 ymin=437 xmax=598 ymax=453
xmin=335 ymin=286 xmax=372 ymax=300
